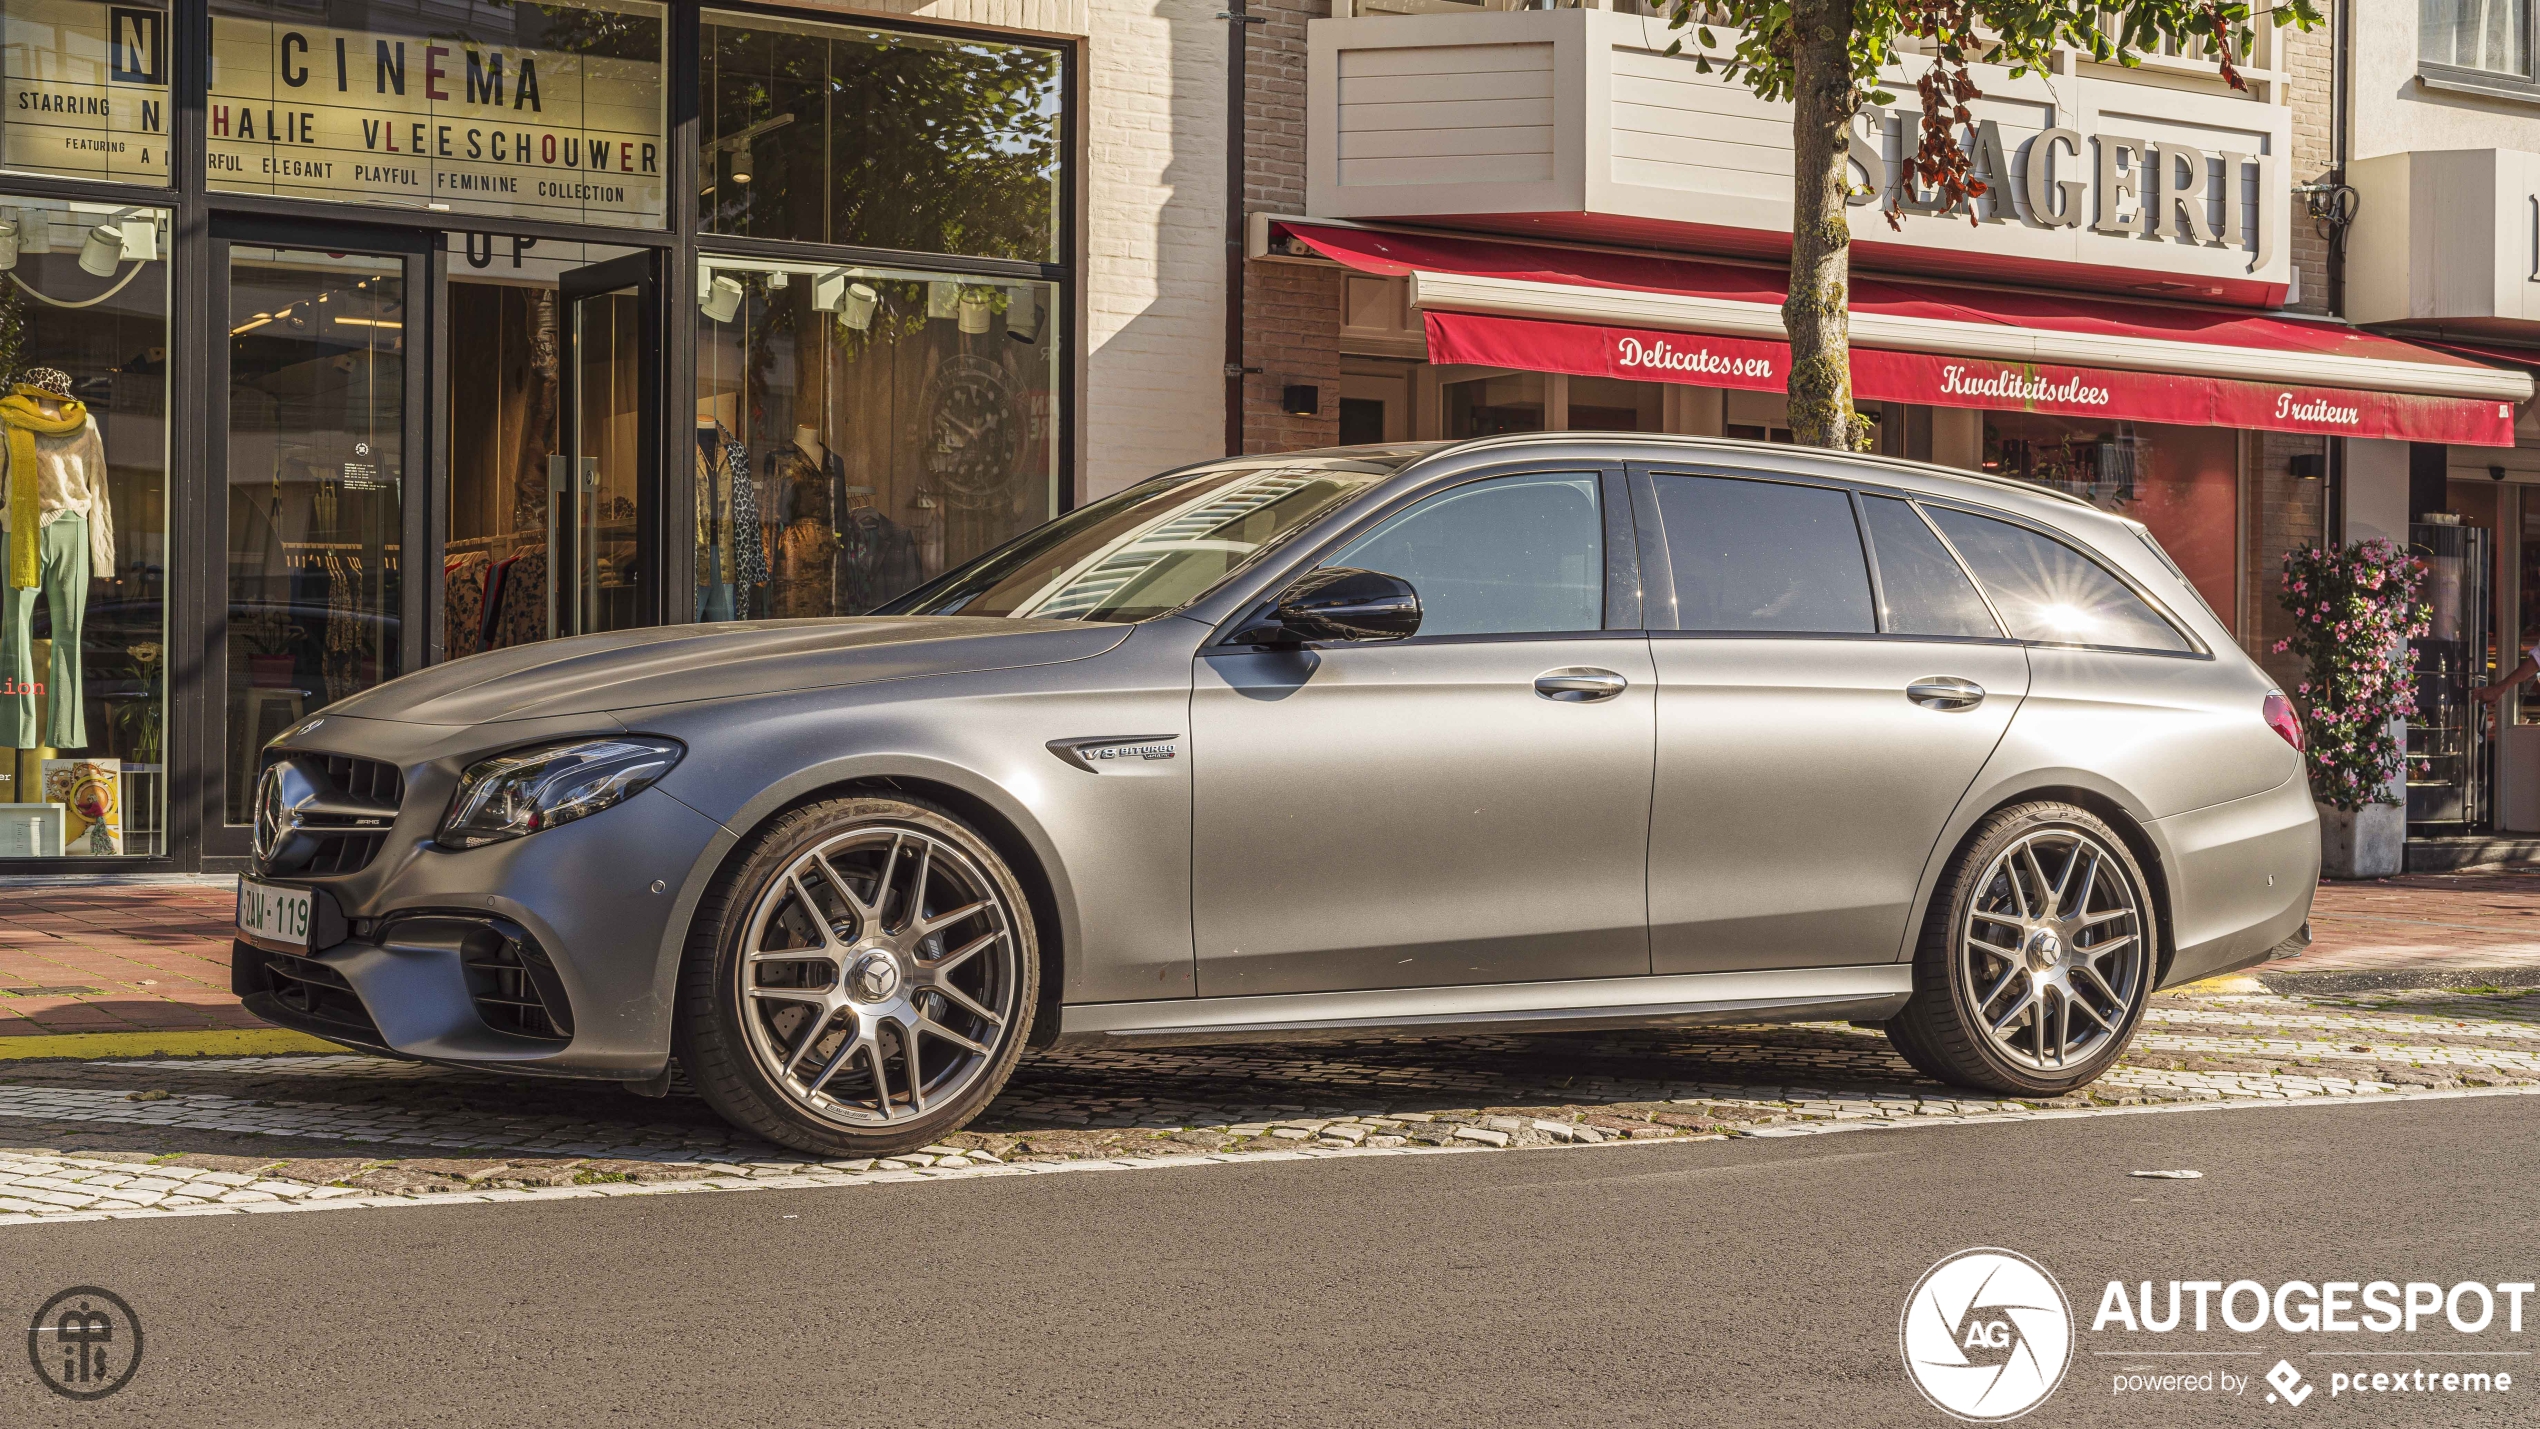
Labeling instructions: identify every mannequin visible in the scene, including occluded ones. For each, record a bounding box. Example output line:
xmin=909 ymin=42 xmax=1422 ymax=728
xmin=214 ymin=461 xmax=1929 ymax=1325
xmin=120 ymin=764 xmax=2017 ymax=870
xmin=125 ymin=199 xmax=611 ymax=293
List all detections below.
xmin=694 ymin=414 xmax=762 ymax=620
xmin=0 ymin=366 xmax=110 ymax=752
xmin=768 ymin=426 xmax=842 ymax=617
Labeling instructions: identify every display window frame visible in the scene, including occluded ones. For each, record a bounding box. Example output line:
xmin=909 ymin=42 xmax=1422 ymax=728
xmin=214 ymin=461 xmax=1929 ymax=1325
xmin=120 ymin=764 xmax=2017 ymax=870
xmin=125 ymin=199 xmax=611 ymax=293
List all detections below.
xmin=0 ymin=0 xmax=1083 ymax=874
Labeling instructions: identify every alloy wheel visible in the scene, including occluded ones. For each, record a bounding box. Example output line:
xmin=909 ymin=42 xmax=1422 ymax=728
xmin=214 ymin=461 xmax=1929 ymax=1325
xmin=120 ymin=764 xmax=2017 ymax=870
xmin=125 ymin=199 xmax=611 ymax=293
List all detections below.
xmin=1957 ymin=828 xmax=2145 ymax=1073
xmin=734 ymin=826 xmax=1020 ymax=1127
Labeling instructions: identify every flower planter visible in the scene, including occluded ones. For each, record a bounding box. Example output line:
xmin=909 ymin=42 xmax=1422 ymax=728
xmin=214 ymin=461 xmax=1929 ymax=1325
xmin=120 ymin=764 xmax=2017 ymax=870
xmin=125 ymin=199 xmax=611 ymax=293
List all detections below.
xmin=2318 ymin=801 xmax=2404 ymax=880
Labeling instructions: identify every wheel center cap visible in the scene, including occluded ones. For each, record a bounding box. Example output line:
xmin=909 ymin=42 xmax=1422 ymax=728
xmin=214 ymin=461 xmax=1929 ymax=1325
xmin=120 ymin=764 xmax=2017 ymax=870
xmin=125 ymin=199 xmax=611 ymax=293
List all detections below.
xmin=2025 ymin=928 xmax=2063 ymax=971
xmin=848 ymin=950 xmax=902 ymax=1002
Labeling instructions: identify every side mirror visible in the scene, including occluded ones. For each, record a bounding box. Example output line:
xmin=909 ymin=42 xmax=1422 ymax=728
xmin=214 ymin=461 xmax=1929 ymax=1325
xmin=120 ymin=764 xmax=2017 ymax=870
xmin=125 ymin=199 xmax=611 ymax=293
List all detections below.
xmin=1233 ymin=567 xmax=1423 ymax=646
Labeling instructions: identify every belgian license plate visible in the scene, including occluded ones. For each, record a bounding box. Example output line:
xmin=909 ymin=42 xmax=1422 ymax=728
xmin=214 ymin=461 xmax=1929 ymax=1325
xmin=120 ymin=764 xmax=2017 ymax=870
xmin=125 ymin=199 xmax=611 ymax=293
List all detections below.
xmin=235 ymin=877 xmax=313 ymax=950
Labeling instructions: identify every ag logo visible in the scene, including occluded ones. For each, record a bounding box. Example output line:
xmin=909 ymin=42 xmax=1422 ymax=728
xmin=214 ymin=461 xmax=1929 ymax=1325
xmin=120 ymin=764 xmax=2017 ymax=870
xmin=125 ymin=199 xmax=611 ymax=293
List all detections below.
xmin=1900 ymin=1248 xmax=2072 ymax=1421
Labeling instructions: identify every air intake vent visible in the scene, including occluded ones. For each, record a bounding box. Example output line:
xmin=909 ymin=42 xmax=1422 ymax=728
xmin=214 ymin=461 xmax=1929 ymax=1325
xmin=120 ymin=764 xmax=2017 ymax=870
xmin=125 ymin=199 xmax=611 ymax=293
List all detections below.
xmin=460 ymin=920 xmax=575 ymax=1042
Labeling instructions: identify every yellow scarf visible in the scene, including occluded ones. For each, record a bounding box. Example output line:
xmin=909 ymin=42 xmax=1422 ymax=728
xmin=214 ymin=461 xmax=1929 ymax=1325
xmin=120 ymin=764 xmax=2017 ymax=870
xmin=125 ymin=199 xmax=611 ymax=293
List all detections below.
xmin=0 ymin=385 xmax=86 ymax=589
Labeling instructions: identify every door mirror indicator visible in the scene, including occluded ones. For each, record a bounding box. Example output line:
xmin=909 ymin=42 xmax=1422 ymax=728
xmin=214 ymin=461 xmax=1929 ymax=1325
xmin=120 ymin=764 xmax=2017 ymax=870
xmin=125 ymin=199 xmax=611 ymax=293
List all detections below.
xmin=1233 ymin=567 xmax=1422 ymax=646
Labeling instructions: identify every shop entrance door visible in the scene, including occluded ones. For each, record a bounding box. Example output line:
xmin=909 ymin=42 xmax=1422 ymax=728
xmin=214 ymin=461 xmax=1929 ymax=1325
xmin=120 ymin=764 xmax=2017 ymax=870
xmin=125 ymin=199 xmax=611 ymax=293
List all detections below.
xmin=442 ymin=244 xmax=658 ymax=659
xmin=205 ymin=220 xmax=430 ymax=860
xmin=553 ymin=254 xmax=658 ymax=639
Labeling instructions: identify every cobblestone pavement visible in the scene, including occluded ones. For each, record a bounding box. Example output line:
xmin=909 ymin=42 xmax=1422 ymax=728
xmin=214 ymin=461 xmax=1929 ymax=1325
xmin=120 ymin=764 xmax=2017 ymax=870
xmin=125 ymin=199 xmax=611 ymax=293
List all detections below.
xmin=9 ymin=869 xmax=2540 ymax=1035
xmin=0 ymin=983 xmax=2531 ymax=1226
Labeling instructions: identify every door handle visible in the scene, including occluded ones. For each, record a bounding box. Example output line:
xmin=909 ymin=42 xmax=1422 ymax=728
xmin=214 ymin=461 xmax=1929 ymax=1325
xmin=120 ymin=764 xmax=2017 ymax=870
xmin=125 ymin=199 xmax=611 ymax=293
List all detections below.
xmin=1536 ymin=668 xmax=1628 ymax=702
xmin=1907 ymin=676 xmax=1986 ymax=711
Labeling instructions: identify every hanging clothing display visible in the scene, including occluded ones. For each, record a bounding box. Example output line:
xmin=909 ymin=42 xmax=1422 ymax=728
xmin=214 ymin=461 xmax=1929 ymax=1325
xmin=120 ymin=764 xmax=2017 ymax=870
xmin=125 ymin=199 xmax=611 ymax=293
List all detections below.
xmin=0 ymin=511 xmax=90 ymax=749
xmin=695 ymin=425 xmax=765 ymax=620
xmin=487 ymin=549 xmax=547 ymax=650
xmin=0 ymin=372 xmax=111 ymax=752
xmin=766 ymin=440 xmax=841 ymax=618
xmin=444 ymin=550 xmax=490 ymax=658
xmin=321 ymin=551 xmax=365 ymax=705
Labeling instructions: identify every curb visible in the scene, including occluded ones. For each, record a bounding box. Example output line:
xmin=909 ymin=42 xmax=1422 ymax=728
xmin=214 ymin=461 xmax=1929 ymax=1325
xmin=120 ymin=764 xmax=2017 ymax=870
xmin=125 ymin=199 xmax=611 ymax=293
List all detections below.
xmin=0 ymin=1029 xmax=345 ymax=1060
xmin=2254 ymin=966 xmax=2540 ymax=995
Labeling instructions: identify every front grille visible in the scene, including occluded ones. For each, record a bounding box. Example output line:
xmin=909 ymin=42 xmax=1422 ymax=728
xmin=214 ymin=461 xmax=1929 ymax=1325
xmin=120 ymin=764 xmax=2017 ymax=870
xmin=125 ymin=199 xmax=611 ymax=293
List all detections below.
xmin=459 ymin=920 xmax=576 ymax=1042
xmin=256 ymin=752 xmax=406 ymax=877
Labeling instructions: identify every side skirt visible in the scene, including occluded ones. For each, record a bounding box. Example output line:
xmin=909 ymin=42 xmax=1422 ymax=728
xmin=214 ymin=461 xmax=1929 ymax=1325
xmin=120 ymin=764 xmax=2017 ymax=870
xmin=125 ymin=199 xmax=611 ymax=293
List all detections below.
xmin=1053 ymin=965 xmax=1913 ymax=1049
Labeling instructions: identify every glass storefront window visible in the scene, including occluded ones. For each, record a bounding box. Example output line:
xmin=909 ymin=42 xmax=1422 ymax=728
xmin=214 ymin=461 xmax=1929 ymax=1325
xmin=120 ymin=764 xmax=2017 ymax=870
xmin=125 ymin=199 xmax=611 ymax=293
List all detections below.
xmin=224 ymin=247 xmax=404 ymax=824
xmin=701 ymin=13 xmax=1061 ymax=262
xmin=0 ymin=195 xmax=168 ymax=856
xmin=1982 ymin=411 xmax=2239 ymax=632
xmin=1566 ymin=375 xmax=1662 ymax=432
xmin=1442 ymin=372 xmax=1545 ymax=438
xmin=694 ymin=258 xmax=1059 ymax=619
xmin=208 ymin=0 xmax=667 ymax=228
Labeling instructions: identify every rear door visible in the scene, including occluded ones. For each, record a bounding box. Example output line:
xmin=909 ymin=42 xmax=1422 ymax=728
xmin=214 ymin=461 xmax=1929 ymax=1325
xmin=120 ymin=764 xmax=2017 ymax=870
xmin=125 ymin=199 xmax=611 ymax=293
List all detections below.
xmin=1639 ymin=467 xmax=2030 ymax=973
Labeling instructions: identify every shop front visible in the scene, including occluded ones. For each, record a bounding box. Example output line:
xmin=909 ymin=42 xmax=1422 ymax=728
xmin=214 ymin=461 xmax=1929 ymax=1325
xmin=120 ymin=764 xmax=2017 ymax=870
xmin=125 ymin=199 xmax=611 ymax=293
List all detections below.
xmin=0 ymin=0 xmax=1073 ymax=871
xmin=1282 ymin=220 xmax=2526 ymax=684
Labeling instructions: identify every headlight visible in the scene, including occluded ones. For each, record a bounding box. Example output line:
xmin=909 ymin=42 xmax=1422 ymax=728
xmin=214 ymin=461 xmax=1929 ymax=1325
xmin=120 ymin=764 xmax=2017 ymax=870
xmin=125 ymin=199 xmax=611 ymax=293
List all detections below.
xmin=437 ymin=737 xmax=684 ymax=850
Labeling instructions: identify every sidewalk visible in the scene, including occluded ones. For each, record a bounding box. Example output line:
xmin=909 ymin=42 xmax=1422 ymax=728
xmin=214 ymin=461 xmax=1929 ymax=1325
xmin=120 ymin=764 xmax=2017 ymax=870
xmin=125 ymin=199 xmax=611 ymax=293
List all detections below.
xmin=0 ymin=882 xmax=258 ymax=1039
xmin=2 ymin=869 xmax=2537 ymax=1042
xmin=2268 ymin=867 xmax=2540 ymax=989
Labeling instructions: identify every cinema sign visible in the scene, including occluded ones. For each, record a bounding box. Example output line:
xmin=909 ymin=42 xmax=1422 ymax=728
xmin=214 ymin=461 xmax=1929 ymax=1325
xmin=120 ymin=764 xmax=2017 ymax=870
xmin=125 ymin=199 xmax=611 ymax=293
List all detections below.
xmin=0 ymin=0 xmax=665 ymax=227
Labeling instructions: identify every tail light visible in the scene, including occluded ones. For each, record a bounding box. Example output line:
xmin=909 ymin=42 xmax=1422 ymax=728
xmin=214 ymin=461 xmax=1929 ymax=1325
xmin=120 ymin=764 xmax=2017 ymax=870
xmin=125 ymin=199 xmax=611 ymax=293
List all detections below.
xmin=2263 ymin=692 xmax=2304 ymax=752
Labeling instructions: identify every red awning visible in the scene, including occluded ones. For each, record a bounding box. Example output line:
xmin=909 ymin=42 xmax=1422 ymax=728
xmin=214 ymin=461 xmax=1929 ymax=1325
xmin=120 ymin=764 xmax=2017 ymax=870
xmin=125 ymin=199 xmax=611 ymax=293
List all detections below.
xmin=1279 ymin=222 xmax=2528 ymax=447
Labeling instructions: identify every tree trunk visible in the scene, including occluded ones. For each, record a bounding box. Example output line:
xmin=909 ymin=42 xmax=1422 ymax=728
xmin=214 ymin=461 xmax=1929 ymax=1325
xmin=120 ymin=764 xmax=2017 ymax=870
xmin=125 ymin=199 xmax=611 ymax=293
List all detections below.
xmin=1783 ymin=0 xmax=1860 ymax=450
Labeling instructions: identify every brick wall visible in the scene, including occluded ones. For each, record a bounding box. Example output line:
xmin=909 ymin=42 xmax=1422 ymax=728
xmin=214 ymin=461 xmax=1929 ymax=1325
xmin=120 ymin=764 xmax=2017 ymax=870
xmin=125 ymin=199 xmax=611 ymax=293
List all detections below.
xmin=1240 ymin=0 xmax=1341 ymax=454
xmin=2281 ymin=15 xmax=2334 ymax=319
xmin=2252 ymin=12 xmax=2334 ymax=687
xmin=2249 ymin=431 xmax=2328 ymax=686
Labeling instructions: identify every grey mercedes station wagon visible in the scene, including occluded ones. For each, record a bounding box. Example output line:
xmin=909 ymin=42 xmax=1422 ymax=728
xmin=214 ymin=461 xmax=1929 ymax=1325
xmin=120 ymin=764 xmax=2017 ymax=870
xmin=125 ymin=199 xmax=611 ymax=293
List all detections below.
xmin=234 ymin=434 xmax=2318 ymax=1155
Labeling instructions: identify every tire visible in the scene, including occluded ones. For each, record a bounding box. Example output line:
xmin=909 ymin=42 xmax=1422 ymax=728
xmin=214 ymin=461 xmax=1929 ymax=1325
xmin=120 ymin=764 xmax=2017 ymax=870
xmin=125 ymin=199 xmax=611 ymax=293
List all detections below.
xmin=1886 ymin=801 xmax=2156 ymax=1097
xmin=675 ymin=795 xmax=1040 ymax=1157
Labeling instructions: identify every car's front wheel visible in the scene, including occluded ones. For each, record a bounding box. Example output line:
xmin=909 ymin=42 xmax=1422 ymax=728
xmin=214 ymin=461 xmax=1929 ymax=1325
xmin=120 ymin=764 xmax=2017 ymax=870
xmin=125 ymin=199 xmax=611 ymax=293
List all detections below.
xmin=676 ymin=795 xmax=1038 ymax=1157
xmin=1886 ymin=802 xmax=2155 ymax=1097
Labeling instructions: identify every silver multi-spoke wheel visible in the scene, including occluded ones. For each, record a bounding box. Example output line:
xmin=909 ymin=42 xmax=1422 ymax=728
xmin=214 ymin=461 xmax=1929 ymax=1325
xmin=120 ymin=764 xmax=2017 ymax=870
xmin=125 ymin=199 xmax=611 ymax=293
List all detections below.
xmin=1958 ymin=828 xmax=2144 ymax=1074
xmin=1889 ymin=803 xmax=2154 ymax=1096
xmin=733 ymin=824 xmax=1021 ymax=1129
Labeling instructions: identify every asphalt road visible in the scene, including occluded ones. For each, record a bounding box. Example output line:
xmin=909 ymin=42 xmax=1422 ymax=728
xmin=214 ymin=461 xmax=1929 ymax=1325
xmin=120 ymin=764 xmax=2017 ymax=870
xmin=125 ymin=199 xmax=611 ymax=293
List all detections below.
xmin=0 ymin=1094 xmax=2531 ymax=1428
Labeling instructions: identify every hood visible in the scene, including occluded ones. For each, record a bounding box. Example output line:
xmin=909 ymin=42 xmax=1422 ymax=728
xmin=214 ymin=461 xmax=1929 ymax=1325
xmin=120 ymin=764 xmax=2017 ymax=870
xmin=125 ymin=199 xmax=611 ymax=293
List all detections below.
xmin=325 ymin=617 xmax=1133 ymax=727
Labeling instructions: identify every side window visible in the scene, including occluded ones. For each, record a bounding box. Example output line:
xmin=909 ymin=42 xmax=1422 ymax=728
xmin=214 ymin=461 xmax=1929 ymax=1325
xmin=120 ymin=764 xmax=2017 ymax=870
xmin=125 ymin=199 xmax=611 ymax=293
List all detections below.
xmin=1324 ymin=472 xmax=1602 ymax=636
xmin=1924 ymin=507 xmax=2193 ymax=652
xmin=1653 ymin=474 xmax=1875 ymax=634
xmin=1861 ymin=496 xmax=2001 ymax=639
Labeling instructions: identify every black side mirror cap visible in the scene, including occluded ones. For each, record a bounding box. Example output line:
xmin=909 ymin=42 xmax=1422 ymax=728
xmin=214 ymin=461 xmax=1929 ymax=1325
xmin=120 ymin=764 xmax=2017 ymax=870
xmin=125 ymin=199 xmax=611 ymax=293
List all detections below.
xmin=1231 ymin=566 xmax=1423 ymax=646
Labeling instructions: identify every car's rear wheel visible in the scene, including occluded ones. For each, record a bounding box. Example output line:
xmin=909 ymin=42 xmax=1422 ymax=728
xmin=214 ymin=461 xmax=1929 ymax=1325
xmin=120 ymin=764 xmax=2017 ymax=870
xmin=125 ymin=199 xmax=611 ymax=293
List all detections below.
xmin=1886 ymin=802 xmax=2155 ymax=1097
xmin=676 ymin=796 xmax=1038 ymax=1157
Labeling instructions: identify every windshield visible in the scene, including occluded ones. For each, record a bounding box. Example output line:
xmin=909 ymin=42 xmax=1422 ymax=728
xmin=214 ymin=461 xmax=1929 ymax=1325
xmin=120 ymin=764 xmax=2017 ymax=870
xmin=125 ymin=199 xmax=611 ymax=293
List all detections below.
xmin=883 ymin=454 xmax=1416 ymax=621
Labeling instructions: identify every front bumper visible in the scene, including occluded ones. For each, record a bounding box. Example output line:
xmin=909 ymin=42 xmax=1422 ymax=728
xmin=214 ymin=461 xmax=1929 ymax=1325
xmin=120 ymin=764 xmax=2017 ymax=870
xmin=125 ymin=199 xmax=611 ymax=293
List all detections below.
xmin=238 ymin=715 xmax=733 ymax=1079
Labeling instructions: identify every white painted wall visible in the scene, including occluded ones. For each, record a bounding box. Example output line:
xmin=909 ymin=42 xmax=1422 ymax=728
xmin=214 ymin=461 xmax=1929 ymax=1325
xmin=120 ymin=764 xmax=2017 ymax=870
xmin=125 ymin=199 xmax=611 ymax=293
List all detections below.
xmin=2344 ymin=438 xmax=2411 ymax=547
xmin=820 ymin=0 xmax=1229 ymax=499
xmin=2351 ymin=4 xmax=2540 ymax=161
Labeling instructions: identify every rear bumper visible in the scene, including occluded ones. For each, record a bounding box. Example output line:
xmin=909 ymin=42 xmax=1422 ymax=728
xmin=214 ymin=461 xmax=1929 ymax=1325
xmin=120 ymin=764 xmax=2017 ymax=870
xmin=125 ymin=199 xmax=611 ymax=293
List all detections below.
xmin=2151 ymin=773 xmax=2320 ymax=988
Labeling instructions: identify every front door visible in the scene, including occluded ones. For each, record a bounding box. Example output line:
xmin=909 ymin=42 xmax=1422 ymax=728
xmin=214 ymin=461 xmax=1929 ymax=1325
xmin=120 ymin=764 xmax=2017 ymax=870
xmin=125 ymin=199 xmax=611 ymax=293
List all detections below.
xmin=553 ymin=254 xmax=658 ymax=639
xmin=207 ymin=221 xmax=430 ymax=859
xmin=1190 ymin=468 xmax=1653 ymax=998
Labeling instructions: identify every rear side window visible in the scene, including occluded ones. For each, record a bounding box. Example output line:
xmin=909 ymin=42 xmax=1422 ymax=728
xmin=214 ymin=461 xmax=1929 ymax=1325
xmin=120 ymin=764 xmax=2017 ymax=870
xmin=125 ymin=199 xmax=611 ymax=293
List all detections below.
xmin=1924 ymin=507 xmax=2193 ymax=652
xmin=1861 ymin=496 xmax=2000 ymax=638
xmin=1325 ymin=471 xmax=1603 ymax=636
xmin=1654 ymin=474 xmax=1875 ymax=633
